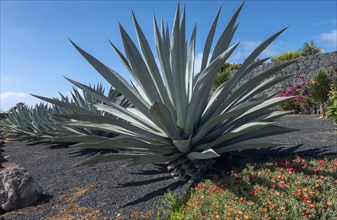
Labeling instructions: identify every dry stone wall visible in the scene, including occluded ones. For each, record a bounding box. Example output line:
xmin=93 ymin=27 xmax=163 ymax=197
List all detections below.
xmin=231 ymin=51 xmax=337 ymax=94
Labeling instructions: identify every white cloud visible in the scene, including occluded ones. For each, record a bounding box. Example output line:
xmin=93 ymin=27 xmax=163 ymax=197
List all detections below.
xmin=0 ymin=92 xmax=41 ymax=111
xmin=318 ymin=29 xmax=337 ymax=48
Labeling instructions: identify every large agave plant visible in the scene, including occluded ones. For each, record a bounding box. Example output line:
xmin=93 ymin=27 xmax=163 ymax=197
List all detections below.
xmin=36 ymin=1 xmax=297 ymax=181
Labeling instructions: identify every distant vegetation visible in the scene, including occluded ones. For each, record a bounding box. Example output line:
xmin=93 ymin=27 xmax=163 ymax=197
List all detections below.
xmin=271 ymin=40 xmax=322 ymax=62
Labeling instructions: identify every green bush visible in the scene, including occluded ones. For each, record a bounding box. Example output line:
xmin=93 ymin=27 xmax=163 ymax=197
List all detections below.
xmin=301 ymin=40 xmax=322 ymax=56
xmin=214 ymin=63 xmax=241 ymax=88
xmin=309 ymin=68 xmax=332 ymax=117
xmin=327 ymin=71 xmax=337 ymax=124
xmin=271 ymin=51 xmax=303 ymax=62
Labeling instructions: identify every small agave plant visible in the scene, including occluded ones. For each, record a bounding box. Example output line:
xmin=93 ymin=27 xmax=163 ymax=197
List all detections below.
xmin=36 ymin=1 xmax=297 ymax=181
xmin=2 ymin=84 xmax=131 ymax=142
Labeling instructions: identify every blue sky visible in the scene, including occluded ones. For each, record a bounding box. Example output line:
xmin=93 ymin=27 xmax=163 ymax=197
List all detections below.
xmin=1 ymin=0 xmax=336 ymax=111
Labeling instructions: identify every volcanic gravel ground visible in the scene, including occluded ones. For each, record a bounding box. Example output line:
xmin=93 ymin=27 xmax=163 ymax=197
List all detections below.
xmin=1 ymin=115 xmax=336 ymax=219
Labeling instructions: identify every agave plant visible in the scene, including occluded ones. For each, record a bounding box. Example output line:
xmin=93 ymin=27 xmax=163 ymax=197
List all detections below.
xmin=35 ymin=1 xmax=297 ymax=181
xmin=2 ymin=84 xmax=131 ymax=142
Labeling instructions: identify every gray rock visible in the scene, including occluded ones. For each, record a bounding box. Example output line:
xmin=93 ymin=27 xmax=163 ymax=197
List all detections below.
xmin=0 ymin=164 xmax=42 ymax=211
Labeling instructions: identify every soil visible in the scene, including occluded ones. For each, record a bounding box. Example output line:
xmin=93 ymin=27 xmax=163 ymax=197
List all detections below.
xmin=0 ymin=115 xmax=336 ymax=220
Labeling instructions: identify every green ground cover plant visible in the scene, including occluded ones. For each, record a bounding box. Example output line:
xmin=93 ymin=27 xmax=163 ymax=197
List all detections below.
xmin=157 ymin=156 xmax=337 ymax=219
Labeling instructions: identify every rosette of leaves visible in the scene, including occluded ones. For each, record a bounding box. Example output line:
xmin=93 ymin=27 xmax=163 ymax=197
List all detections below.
xmin=327 ymin=73 xmax=337 ymax=124
xmin=309 ymin=68 xmax=331 ymax=117
xmin=214 ymin=63 xmax=241 ymax=88
xmin=2 ymin=84 xmax=131 ymax=142
xmin=36 ymin=1 xmax=297 ymax=181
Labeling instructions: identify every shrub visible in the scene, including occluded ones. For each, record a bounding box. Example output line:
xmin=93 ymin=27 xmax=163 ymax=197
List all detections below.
xmin=309 ymin=68 xmax=333 ymax=117
xmin=301 ymin=40 xmax=322 ymax=56
xmin=271 ymin=51 xmax=303 ymax=62
xmin=326 ymin=70 xmax=337 ymax=124
xmin=278 ymin=76 xmax=316 ymax=114
xmin=214 ymin=63 xmax=241 ymax=88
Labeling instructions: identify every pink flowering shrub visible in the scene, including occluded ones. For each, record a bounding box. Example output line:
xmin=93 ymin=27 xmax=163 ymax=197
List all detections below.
xmin=278 ymin=76 xmax=316 ymax=114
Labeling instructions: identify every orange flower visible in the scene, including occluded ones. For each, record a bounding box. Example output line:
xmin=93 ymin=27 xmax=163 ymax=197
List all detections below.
xmin=296 ymin=189 xmax=302 ymax=195
xmin=243 ymin=215 xmax=252 ymax=219
xmin=314 ymin=183 xmax=322 ymax=188
xmin=308 ymin=204 xmax=316 ymax=208
xmin=262 ymin=207 xmax=268 ymax=213
xmin=267 ymin=201 xmax=275 ymax=209
xmin=304 ymin=197 xmax=312 ymax=204
xmin=303 ymin=209 xmax=311 ymax=216
xmin=326 ymin=201 xmax=332 ymax=206
xmin=318 ymin=175 xmax=325 ymax=179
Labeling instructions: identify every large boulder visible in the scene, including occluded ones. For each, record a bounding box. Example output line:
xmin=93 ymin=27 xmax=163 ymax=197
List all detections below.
xmin=0 ymin=164 xmax=42 ymax=211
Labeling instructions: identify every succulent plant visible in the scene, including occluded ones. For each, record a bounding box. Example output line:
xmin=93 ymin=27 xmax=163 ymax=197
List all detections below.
xmin=2 ymin=84 xmax=131 ymax=142
xmin=36 ymin=1 xmax=296 ymax=181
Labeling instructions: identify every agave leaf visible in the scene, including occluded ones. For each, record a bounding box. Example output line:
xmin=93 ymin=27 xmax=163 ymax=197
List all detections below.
xmin=216 ymin=138 xmax=284 ymax=154
xmin=228 ymin=125 xmax=298 ymax=143
xmin=204 ymin=28 xmax=288 ymax=121
xmin=191 ymin=101 xmax=261 ymax=145
xmin=55 ymin=114 xmax=167 ymax=140
xmin=131 ymin=11 xmax=175 ymax=115
xmin=153 ymin=16 xmax=174 ymax=107
xmin=215 ymin=60 xmax=298 ymax=114
xmin=186 ymin=24 xmax=197 ymax=102
xmin=187 ymin=148 xmax=220 ymax=160
xmin=149 ymin=102 xmax=182 ymax=141
xmin=65 ymin=77 xmax=118 ymax=106
xmin=200 ymin=5 xmax=222 ymax=72
xmin=72 ymin=138 xmax=175 ymax=154
xmin=237 ymin=74 xmax=293 ymax=104
xmin=109 ymin=41 xmax=133 ymax=74
xmin=202 ymin=58 xmax=268 ymax=121
xmin=184 ymin=42 xmax=240 ymax=138
xmin=119 ymin=24 xmax=162 ymax=103
xmin=257 ymin=110 xmax=294 ymax=122
xmin=69 ymin=40 xmax=151 ymax=117
xmin=171 ymin=2 xmax=188 ymax=128
xmin=130 ymin=81 xmax=152 ymax=105
xmin=51 ymin=135 xmax=112 ymax=143
xmin=195 ymin=122 xmax=274 ymax=151
xmin=126 ymin=108 xmax=161 ymax=130
xmin=173 ymin=139 xmax=191 ymax=153
xmin=127 ymin=155 xmax=173 ymax=166
xmin=31 ymin=94 xmax=95 ymax=114
xmin=202 ymin=97 xmax=295 ymax=142
xmin=210 ymin=1 xmax=244 ymax=62
xmin=94 ymin=103 xmax=160 ymax=132
xmin=243 ymin=96 xmax=295 ymax=116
